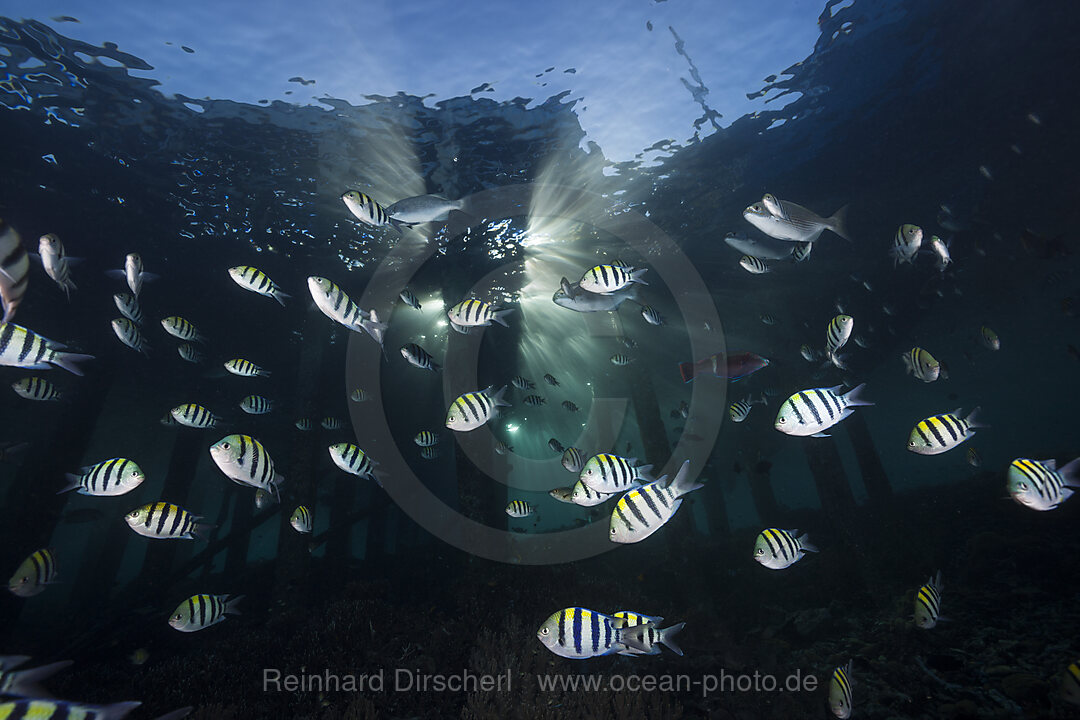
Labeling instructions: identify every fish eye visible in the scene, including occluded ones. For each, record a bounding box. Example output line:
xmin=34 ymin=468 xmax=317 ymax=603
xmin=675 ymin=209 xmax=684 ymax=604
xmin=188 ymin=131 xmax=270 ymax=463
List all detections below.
xmin=131 ymin=470 xmax=139 ymax=477
xmin=221 ymin=442 xmax=230 ymax=450
xmin=755 ymin=548 xmax=764 ymax=555
xmin=778 ymin=417 xmax=786 ymax=424
xmin=1018 ymin=482 xmax=1028 ymax=490
xmin=173 ymin=613 xmax=182 ymax=621
xmin=908 ymin=440 xmax=916 ymax=447
xmin=610 ymin=527 xmax=617 ymax=535
xmin=540 ymin=628 xmax=549 ymax=635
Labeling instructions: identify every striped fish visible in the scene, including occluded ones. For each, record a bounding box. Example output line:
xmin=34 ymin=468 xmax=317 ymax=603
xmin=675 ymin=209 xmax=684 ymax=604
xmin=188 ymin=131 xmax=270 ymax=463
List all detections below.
xmin=1006 ymin=457 xmax=1080 ymax=511
xmin=171 ymin=403 xmax=218 ymax=429
xmin=307 ymin=276 xmax=386 ymax=346
xmin=791 ymin=241 xmax=813 ymax=262
xmin=640 ymin=305 xmax=665 ymax=326
xmin=11 ymin=377 xmax=61 ymax=402
xmin=328 ymin=443 xmax=378 ymax=481
xmin=759 ymin=313 xmax=777 ymax=325
xmin=0 ymin=220 xmax=28 ymax=323
xmin=561 ymin=400 xmax=579 ymax=412
xmin=239 ymin=395 xmax=273 ymax=415
xmin=980 ymin=325 xmax=1000 ymax=350
xmin=610 ymin=354 xmax=634 ymax=366
xmin=341 ymin=190 xmax=401 ymax=233
xmin=891 ymin=223 xmax=922 ymax=266
xmin=753 ymin=528 xmax=818 ymax=570
xmin=0 ymin=657 xmax=73 ymax=698
xmin=511 ymin=375 xmax=534 ymax=390
xmin=105 ymin=253 xmax=157 ymax=297
xmin=420 ymin=447 xmax=440 ymax=460
xmin=612 ymin=611 xmax=664 ymax=628
xmin=350 ymin=388 xmax=369 ymax=402
xmin=907 ymin=407 xmax=983 ymax=455
xmin=1063 ymin=662 xmax=1080 ymax=706
xmin=729 ymin=394 xmax=766 ymax=423
xmin=290 ymin=506 xmax=312 ymax=534
xmin=579 ymin=453 xmax=653 ymax=494
xmin=414 ymin=430 xmax=439 ymax=447
xmin=60 ymin=458 xmax=145 ymax=496
xmin=399 ymin=288 xmax=421 ymax=310
xmin=571 ymin=480 xmax=616 ymax=507
xmin=113 ymin=293 xmax=143 ymax=325
xmin=0 ymin=700 xmax=154 ymax=720
xmin=800 ymin=344 xmax=818 ymax=362
xmin=825 ymin=314 xmax=853 ymax=368
xmin=125 ymin=502 xmax=211 ymax=541
xmin=739 ymin=255 xmax=769 ymax=274
xmin=7 ymin=548 xmax=58 ymax=597
xmin=523 ymin=395 xmax=545 ymax=406
xmin=828 ymin=661 xmax=853 ymax=719
xmin=169 ymin=593 xmax=243 ymax=633
xmin=774 ymin=384 xmax=872 ymax=437
xmin=505 ymin=500 xmax=533 ymax=518
xmin=445 ymin=385 xmax=510 ymax=432
xmin=536 ymin=608 xmax=628 ymax=659
xmin=160 ymin=412 xmax=180 ymax=428
xmin=561 ymin=447 xmax=585 ymax=473
xmin=913 ymin=571 xmax=943 ymax=629
xmin=544 ymin=374 xmax=560 ymax=386
xmin=446 ymin=299 xmax=513 ymax=334
xmin=224 ymin=358 xmax=269 ymax=378
xmin=0 ymin=323 xmax=93 ymax=375
xmin=38 ymin=233 xmax=77 ymax=299
xmin=401 ymin=343 xmax=440 ymax=371
xmin=111 ymin=318 xmax=150 ymax=356
xmin=902 ymin=347 xmax=942 ymax=382
xmin=549 ymin=487 xmax=575 ymax=503
xmin=321 ymin=417 xmax=343 ymax=430
xmin=209 ymin=434 xmax=283 ymax=499
xmin=178 ymin=343 xmax=204 ymax=364
xmin=548 ymin=438 xmax=564 ymax=454
xmin=619 ymin=621 xmax=686 ymax=657
xmin=610 ymin=460 xmax=703 ymax=544
xmin=162 ymin=316 xmax=204 ymax=343
xmin=227 ymin=265 xmax=289 ymax=306
xmin=295 ymin=418 xmax=313 ymax=431
xmin=494 ymin=440 xmax=513 ymax=455
xmin=579 ymin=264 xmax=648 ymax=295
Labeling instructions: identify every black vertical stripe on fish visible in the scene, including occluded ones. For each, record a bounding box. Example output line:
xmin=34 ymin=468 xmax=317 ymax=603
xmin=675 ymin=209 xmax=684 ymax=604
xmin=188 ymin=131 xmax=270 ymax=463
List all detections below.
xmin=812 ymin=390 xmax=835 ymax=420
xmin=572 ymin=610 xmax=583 ymax=655
xmin=937 ymin=416 xmax=958 ymax=443
xmin=614 ymin=504 xmax=634 ymax=533
xmin=604 ymin=617 xmax=611 ymax=650
xmin=925 ymin=419 xmax=948 ymax=447
xmin=558 ymin=608 xmax=566 ymax=647
xmin=915 ymin=423 xmax=932 ymax=446
xmin=0 ymin=322 xmax=14 ymax=353
xmin=591 ymin=610 xmax=600 ymax=654
xmin=798 ymin=392 xmax=822 ymax=425
xmin=624 ymin=493 xmax=650 ymax=527
xmin=16 ymin=328 xmax=35 ymax=363
xmin=639 ymin=488 xmax=662 ymax=519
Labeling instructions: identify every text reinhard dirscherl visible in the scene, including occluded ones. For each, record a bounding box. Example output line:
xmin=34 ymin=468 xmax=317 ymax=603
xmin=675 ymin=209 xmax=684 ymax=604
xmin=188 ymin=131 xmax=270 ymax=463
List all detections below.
xmin=262 ymin=668 xmax=818 ymax=698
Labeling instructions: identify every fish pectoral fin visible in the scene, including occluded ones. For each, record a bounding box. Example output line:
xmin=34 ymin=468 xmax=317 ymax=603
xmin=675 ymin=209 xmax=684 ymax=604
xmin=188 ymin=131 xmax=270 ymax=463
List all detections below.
xmin=810 ymin=432 xmax=832 ymax=438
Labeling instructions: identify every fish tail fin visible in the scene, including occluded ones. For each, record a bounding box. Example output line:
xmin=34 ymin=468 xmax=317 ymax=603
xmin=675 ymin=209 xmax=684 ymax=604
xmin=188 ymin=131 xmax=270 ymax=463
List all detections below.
xmin=151 ymin=708 xmax=194 ymax=720
xmin=491 ymin=385 xmax=511 ymax=408
xmin=1060 ymin=457 xmax=1080 ymax=488
xmin=224 ymin=595 xmax=245 ymax=616
xmin=96 ymin=701 xmax=143 ymax=720
xmin=49 ymin=351 xmax=94 ymax=376
xmin=57 ymin=474 xmax=83 ymax=494
xmin=678 ymin=361 xmax=696 ymax=383
xmin=190 ymin=521 xmax=216 ymax=542
xmin=828 ymin=204 xmax=851 ymax=241
xmin=1 ymin=659 xmax=74 ymax=698
xmin=964 ymin=406 xmax=987 ymax=430
xmin=630 ymin=267 xmax=649 ymax=285
xmin=636 ymin=464 xmax=655 ymax=483
xmin=659 ymin=622 xmax=686 ymax=657
xmin=258 ymin=369 xmax=271 ymax=378
xmin=492 ymin=308 xmax=514 ymax=327
xmin=842 ymin=382 xmax=873 ymax=407
xmin=388 ymin=217 xmax=407 ymax=235
xmin=272 ymin=290 xmax=290 ymax=307
xmin=669 ymin=460 xmax=704 ymax=497
xmin=797 ymin=533 xmax=819 ymax=553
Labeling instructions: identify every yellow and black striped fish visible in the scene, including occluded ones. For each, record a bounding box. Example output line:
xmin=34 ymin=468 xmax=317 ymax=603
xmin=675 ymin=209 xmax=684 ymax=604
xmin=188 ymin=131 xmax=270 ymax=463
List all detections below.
xmin=0 ymin=657 xmax=74 ymax=698
xmin=307 ymin=276 xmax=386 ymax=345
xmin=907 ymin=408 xmax=983 ymax=455
xmin=171 ymin=403 xmax=218 ymax=429
xmin=612 ymin=610 xmax=664 ymax=628
xmin=224 ymin=358 xmax=269 ymax=378
xmin=505 ymin=500 xmax=533 ymax=518
xmin=228 ymin=265 xmax=289 ymax=306
xmin=445 ymin=385 xmax=509 ymax=432
xmin=413 ymin=430 xmax=439 ymax=447
xmin=579 ymin=453 xmax=653 ymax=494
xmin=61 ymin=458 xmax=145 ymax=497
xmin=561 ymin=447 xmax=585 ymax=473
xmin=579 ymin=264 xmax=648 ymax=294
xmin=161 ymin=316 xmax=204 ymax=343
xmin=536 ymin=607 xmax=628 ymax=659
xmin=0 ymin=219 xmax=29 ymax=323
xmin=11 ymin=377 xmax=61 ymax=402
xmin=125 ymin=502 xmax=211 ymax=541
xmin=289 ymin=506 xmax=312 ymax=534
xmin=0 ymin=699 xmax=157 ymax=720
xmin=169 ymin=593 xmax=242 ymax=632
xmin=178 ymin=343 xmax=204 ymax=364
xmin=239 ymin=395 xmax=273 ymax=415
xmin=775 ymin=384 xmax=872 ymax=437
xmin=446 ymin=298 xmax=513 ymax=332
xmin=209 ymin=435 xmax=282 ymax=499
xmin=825 ymin=314 xmax=853 ymax=367
xmin=739 ymin=255 xmax=769 ymax=274
xmin=523 ymin=394 xmax=546 ymax=406
xmin=328 ymin=443 xmax=377 ymax=481
xmin=828 ymin=661 xmax=853 ymax=718
xmin=902 ymin=347 xmax=942 ymax=383
xmin=1006 ymin=457 xmax=1080 ymax=511
xmin=420 ymin=447 xmax=440 ymax=460
xmin=111 ymin=317 xmax=150 ymax=356
xmin=341 ymin=190 xmax=401 ymax=233
xmin=913 ymin=571 xmax=943 ymax=629
xmin=7 ymin=548 xmax=58 ymax=597
xmin=0 ymin=323 xmax=93 ymax=375
xmin=753 ymin=528 xmax=818 ymax=570
xmin=113 ymin=292 xmax=143 ymax=325
xmin=321 ymin=417 xmax=343 ymax=430
xmin=610 ymin=460 xmax=703 ymax=543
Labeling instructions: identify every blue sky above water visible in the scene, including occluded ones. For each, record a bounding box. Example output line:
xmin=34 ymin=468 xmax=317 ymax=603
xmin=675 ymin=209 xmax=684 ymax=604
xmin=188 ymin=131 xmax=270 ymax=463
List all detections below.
xmin=6 ymin=0 xmax=823 ymax=160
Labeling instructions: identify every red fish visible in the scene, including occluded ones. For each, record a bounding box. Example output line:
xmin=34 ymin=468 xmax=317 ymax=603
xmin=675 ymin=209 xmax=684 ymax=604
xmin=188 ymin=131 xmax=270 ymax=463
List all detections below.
xmin=679 ymin=352 xmax=770 ymax=383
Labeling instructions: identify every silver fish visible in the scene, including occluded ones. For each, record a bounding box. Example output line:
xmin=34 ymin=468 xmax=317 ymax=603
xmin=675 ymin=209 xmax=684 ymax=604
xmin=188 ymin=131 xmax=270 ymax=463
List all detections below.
xmin=0 ymin=220 xmax=29 ymax=323
xmin=385 ymin=194 xmax=465 ymax=225
xmin=553 ymin=277 xmax=638 ymax=313
xmin=743 ymin=198 xmax=849 ymax=243
xmin=722 ymin=232 xmax=793 ymax=260
xmin=38 ymin=233 xmax=76 ymax=299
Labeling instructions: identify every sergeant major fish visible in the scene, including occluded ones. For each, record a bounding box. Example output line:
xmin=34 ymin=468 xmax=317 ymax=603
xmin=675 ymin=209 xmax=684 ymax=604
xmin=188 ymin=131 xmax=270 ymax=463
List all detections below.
xmin=209 ymin=434 xmax=284 ymax=500
xmin=914 ymin=571 xmax=944 ymax=629
xmin=328 ymin=442 xmax=379 ymax=482
xmin=0 ymin=323 xmax=94 ymax=375
xmin=400 ymin=343 xmax=440 ymax=371
xmin=341 ymin=190 xmax=403 ymax=233
xmin=774 ymin=384 xmax=872 ymax=437
xmin=7 ymin=548 xmax=58 ymax=597
xmin=553 ymin=277 xmax=638 ymax=313
xmin=609 ymin=460 xmax=703 ymax=544
xmin=445 ymin=386 xmax=509 ymax=432
xmin=307 ymin=276 xmax=387 ymax=346
xmin=171 ymin=403 xmax=218 ymax=429
xmin=227 ymin=266 xmax=289 ymax=306
xmin=38 ymin=233 xmax=77 ymax=299
xmin=61 ymin=458 xmax=145 ymax=496
xmin=579 ymin=264 xmax=648 ymax=294
xmin=0 ymin=220 xmax=28 ymax=322
xmin=505 ymin=500 xmax=533 ymax=518
xmin=891 ymin=224 xmax=923 ymax=266
xmin=112 ymin=318 xmax=150 ymax=356
xmin=753 ymin=528 xmax=818 ymax=570
xmin=1006 ymin=457 xmax=1080 ymax=511
xmin=446 ymin=298 xmax=513 ymax=334
xmin=169 ymin=593 xmax=242 ymax=632
xmin=902 ymin=347 xmax=944 ymax=383
xmin=11 ymin=377 xmax=61 ymax=401
xmin=537 ymin=608 xmax=630 ymax=659
xmin=290 ymin=506 xmax=312 ymax=534
xmin=907 ymin=408 xmax=983 ymax=455
xmin=829 ymin=661 xmax=853 ymax=719
xmin=126 ymin=502 xmax=211 ymax=541
xmin=579 ymin=453 xmax=653 ymax=494
xmin=106 ymin=253 xmax=157 ymax=297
